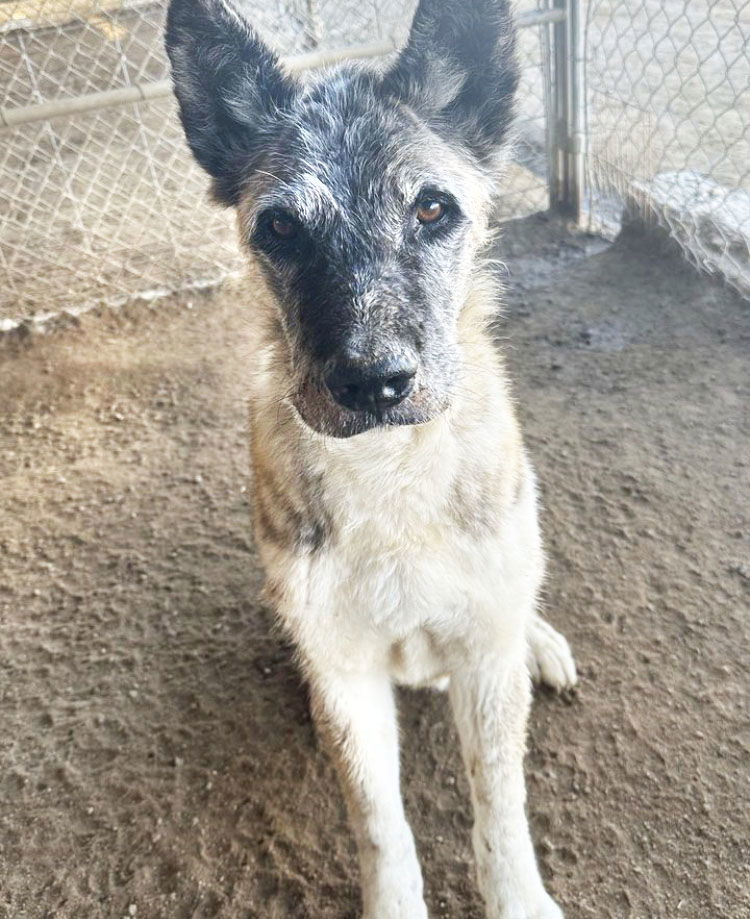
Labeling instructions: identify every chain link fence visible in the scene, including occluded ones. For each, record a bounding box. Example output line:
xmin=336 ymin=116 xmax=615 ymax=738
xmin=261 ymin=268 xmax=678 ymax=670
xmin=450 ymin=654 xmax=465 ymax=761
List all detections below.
xmin=585 ymin=0 xmax=750 ymax=296
xmin=0 ymin=0 xmax=551 ymax=328
xmin=1 ymin=0 xmax=748 ymax=329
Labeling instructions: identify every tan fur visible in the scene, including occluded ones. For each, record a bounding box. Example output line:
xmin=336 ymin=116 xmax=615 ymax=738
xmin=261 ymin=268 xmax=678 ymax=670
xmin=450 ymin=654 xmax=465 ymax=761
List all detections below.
xmin=164 ymin=0 xmax=577 ymax=909
xmin=243 ymin=260 xmax=576 ymax=918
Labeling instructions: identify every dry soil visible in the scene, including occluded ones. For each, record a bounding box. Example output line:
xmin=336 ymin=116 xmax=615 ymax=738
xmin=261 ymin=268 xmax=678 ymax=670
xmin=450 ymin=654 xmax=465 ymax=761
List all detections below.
xmin=1 ymin=216 xmax=748 ymax=918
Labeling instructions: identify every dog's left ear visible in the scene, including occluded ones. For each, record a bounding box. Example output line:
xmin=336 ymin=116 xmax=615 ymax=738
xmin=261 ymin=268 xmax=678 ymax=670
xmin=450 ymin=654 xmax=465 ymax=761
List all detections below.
xmin=383 ymin=0 xmax=518 ymax=164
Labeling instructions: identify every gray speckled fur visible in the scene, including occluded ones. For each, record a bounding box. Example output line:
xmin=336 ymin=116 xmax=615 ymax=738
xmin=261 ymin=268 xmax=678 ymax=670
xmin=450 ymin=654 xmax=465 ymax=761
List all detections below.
xmin=166 ymin=0 xmax=519 ymax=438
xmin=164 ymin=5 xmax=577 ymax=918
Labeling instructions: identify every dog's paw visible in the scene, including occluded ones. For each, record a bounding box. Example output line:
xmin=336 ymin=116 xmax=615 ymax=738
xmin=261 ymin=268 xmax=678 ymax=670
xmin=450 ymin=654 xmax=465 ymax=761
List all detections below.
xmin=526 ymin=899 xmax=564 ymax=919
xmin=529 ymin=894 xmax=564 ymax=919
xmin=364 ymin=902 xmax=428 ymax=919
xmin=363 ymin=885 xmax=428 ymax=919
xmin=362 ymin=848 xmax=428 ymax=919
xmin=527 ymin=616 xmax=577 ymax=692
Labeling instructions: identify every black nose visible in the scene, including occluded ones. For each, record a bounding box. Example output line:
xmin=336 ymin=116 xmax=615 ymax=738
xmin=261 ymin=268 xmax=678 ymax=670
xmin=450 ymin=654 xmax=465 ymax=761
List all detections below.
xmin=325 ymin=356 xmax=417 ymax=413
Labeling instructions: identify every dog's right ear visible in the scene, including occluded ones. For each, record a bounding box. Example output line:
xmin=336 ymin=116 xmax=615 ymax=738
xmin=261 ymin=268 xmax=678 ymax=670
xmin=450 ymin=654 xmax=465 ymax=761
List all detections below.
xmin=165 ymin=0 xmax=296 ymax=206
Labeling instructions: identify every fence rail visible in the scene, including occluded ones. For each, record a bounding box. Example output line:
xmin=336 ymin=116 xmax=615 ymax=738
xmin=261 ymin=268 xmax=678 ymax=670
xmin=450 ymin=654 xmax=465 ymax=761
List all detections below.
xmin=0 ymin=0 xmax=556 ymax=328
xmin=1 ymin=0 xmax=748 ymax=330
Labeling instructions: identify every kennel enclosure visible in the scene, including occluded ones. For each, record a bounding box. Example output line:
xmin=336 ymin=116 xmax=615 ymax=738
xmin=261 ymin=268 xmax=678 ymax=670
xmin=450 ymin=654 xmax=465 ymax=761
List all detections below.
xmin=1 ymin=0 xmax=748 ymax=329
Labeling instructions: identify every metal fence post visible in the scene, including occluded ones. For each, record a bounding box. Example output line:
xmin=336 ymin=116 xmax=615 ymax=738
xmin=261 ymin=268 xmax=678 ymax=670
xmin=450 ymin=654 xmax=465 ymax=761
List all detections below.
xmin=549 ymin=0 xmax=585 ymax=221
xmin=568 ymin=0 xmax=585 ymax=221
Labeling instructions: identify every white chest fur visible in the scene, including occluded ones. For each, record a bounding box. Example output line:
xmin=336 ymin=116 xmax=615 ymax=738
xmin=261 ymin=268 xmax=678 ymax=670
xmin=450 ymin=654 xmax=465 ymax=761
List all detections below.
xmin=258 ymin=410 xmax=544 ymax=685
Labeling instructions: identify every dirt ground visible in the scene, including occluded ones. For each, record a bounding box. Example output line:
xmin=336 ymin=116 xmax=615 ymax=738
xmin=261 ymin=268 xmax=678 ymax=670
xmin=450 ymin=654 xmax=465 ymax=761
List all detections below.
xmin=1 ymin=215 xmax=748 ymax=919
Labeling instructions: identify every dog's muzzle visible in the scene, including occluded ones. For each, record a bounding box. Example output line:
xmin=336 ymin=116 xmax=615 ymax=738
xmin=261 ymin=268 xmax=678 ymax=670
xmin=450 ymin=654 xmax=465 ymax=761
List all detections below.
xmin=292 ymin=345 xmax=448 ymax=438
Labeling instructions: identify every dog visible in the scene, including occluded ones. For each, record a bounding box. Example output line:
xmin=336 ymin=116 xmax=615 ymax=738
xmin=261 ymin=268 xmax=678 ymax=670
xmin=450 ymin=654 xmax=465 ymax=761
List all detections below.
xmin=166 ymin=0 xmax=577 ymax=915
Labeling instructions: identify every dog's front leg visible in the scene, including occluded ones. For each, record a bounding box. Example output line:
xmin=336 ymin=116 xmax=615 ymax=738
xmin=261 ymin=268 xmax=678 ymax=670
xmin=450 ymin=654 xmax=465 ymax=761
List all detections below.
xmin=450 ymin=655 xmax=562 ymax=919
xmin=309 ymin=669 xmax=428 ymax=919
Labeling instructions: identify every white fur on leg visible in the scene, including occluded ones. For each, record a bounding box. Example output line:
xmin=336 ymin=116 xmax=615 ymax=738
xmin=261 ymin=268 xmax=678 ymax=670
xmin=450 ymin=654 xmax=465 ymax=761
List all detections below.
xmin=527 ymin=616 xmax=577 ymax=691
xmin=309 ymin=670 xmax=428 ymax=919
xmin=450 ymin=657 xmax=564 ymax=919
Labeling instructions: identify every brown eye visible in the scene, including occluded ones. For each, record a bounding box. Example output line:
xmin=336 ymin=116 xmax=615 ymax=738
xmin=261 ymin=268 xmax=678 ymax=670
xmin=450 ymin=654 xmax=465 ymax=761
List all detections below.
xmin=270 ymin=215 xmax=297 ymax=239
xmin=416 ymin=199 xmax=445 ymax=224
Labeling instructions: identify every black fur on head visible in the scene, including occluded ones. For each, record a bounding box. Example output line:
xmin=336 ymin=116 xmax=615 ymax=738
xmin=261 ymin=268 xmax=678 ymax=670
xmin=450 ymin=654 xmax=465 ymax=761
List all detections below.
xmin=165 ymin=0 xmax=518 ymax=205
xmin=165 ymin=0 xmax=519 ymax=436
xmin=383 ymin=0 xmax=519 ymax=163
xmin=165 ymin=0 xmax=298 ymax=205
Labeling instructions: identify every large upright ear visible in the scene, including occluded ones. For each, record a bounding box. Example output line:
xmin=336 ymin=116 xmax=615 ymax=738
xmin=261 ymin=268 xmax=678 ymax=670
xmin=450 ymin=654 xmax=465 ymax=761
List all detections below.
xmin=165 ymin=0 xmax=297 ymax=205
xmin=382 ymin=0 xmax=518 ymax=164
